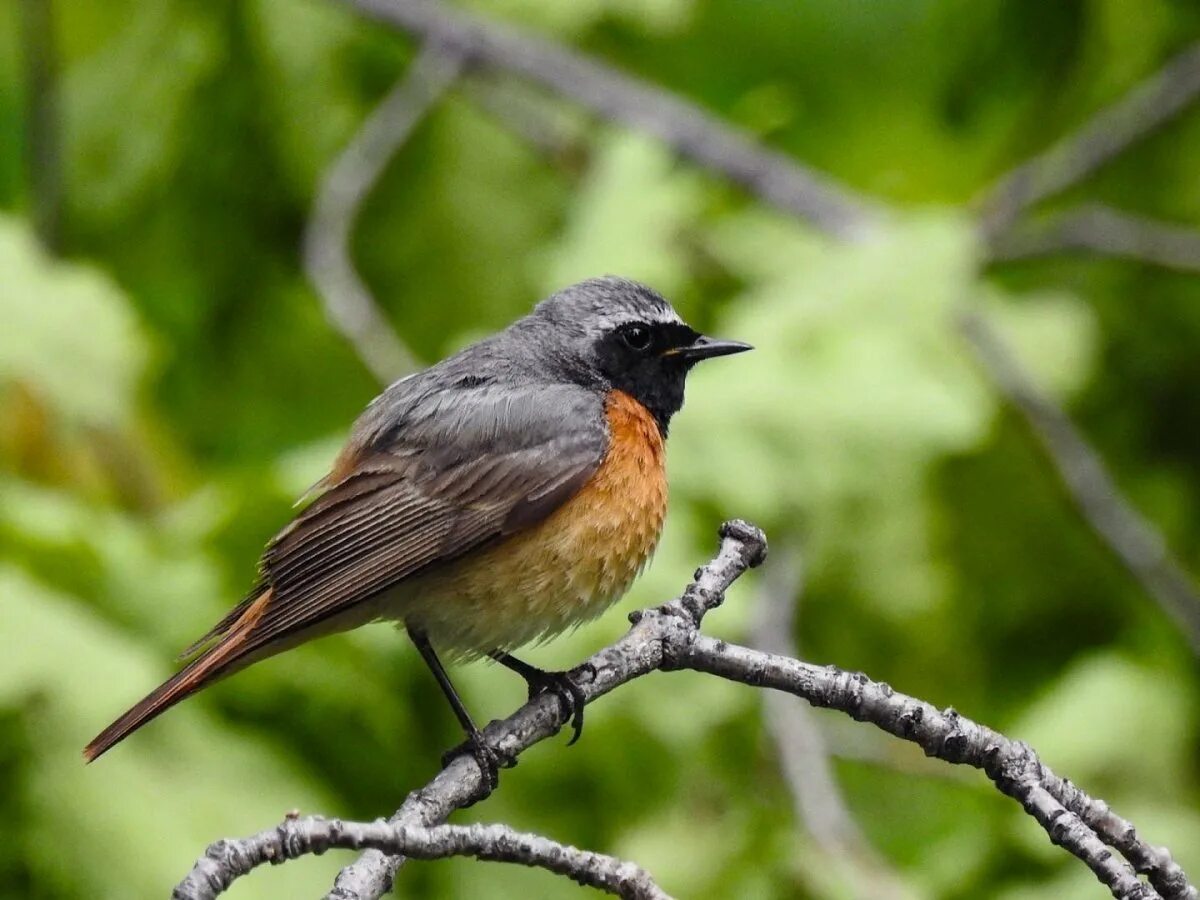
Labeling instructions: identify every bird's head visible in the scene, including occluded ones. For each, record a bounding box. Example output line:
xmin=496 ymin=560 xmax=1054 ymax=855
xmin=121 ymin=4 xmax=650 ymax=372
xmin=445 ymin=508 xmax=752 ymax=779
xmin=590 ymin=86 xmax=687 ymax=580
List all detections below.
xmin=527 ymin=276 xmax=751 ymax=433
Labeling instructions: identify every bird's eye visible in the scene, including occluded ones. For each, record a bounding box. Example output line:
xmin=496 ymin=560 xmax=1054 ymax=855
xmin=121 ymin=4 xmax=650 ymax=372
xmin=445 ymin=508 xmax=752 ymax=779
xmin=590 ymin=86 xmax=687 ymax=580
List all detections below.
xmin=621 ymin=324 xmax=652 ymax=351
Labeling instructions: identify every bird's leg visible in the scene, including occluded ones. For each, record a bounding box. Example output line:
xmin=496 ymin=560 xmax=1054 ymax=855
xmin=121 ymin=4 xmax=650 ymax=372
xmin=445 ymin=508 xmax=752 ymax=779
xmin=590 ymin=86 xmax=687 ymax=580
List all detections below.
xmin=489 ymin=651 xmax=593 ymax=745
xmin=408 ymin=627 xmax=509 ymax=797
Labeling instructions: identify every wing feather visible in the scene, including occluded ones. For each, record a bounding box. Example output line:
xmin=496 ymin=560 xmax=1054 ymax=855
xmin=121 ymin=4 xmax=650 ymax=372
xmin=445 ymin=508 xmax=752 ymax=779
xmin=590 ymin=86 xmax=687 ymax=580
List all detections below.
xmin=226 ymin=383 xmax=607 ymax=657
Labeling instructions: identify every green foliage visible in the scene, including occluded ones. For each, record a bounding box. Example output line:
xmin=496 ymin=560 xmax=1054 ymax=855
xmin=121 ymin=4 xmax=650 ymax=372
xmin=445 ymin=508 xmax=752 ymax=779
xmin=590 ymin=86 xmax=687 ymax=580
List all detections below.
xmin=1 ymin=569 xmax=341 ymax=899
xmin=1 ymin=2 xmax=1199 ymax=898
xmin=61 ymin=0 xmax=222 ymax=220
xmin=0 ymin=217 xmax=147 ymax=427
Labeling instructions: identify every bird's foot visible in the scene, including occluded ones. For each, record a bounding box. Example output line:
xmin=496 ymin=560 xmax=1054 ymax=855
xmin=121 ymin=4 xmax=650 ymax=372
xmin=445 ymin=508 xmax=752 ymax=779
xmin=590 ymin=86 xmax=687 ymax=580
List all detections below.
xmin=441 ymin=729 xmax=514 ymax=804
xmin=523 ymin=663 xmax=594 ymax=745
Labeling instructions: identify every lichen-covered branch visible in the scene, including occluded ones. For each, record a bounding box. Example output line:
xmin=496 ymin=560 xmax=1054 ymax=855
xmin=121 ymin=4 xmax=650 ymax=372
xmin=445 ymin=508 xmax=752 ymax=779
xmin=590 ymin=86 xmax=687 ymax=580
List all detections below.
xmin=684 ymin=636 xmax=1194 ymax=900
xmin=327 ymin=519 xmax=768 ymax=899
xmin=172 ymin=815 xmax=671 ymax=900
xmin=317 ymin=520 xmax=1194 ymax=900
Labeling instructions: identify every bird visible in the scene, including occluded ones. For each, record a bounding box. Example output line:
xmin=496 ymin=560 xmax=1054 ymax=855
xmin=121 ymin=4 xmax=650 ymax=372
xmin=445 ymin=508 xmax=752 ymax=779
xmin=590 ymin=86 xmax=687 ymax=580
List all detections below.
xmin=83 ymin=276 xmax=751 ymax=786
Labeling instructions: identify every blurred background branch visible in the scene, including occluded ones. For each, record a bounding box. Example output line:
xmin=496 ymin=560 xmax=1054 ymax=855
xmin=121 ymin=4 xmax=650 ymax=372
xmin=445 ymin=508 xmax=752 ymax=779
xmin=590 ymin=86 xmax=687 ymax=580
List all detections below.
xmin=752 ymin=553 xmax=913 ymax=899
xmin=304 ymin=44 xmax=464 ymax=383
xmin=18 ymin=0 xmax=61 ymax=252
xmin=959 ymin=310 xmax=1200 ymax=651
xmin=342 ymin=0 xmax=885 ymax=238
xmin=462 ymin=78 xmax=590 ymax=171
xmin=988 ymin=204 xmax=1200 ymax=272
xmin=979 ymin=41 xmax=1200 ymax=236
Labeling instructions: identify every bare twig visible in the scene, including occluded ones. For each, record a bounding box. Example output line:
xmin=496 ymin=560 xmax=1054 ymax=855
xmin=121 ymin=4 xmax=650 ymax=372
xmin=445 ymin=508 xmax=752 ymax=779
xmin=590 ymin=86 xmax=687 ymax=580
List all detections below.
xmin=340 ymin=0 xmax=883 ymax=239
xmin=988 ymin=204 xmax=1200 ymax=273
xmin=753 ymin=555 xmax=910 ymax=898
xmin=685 ymin=637 xmax=1193 ymax=900
xmin=18 ymin=0 xmax=62 ymax=251
xmin=304 ymin=44 xmax=464 ymax=383
xmin=322 ymin=520 xmax=1194 ymax=900
xmin=327 ymin=520 xmax=768 ymax=900
xmin=820 ymin=719 xmax=977 ymax=783
xmin=173 ymin=815 xmax=670 ymax=900
xmin=959 ymin=310 xmax=1200 ymax=652
xmin=980 ymin=41 xmax=1200 ymax=235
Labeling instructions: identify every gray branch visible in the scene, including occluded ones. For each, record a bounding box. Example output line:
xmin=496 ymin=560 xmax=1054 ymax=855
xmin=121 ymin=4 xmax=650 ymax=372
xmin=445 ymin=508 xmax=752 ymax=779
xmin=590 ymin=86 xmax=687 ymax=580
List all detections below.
xmin=980 ymin=41 xmax=1200 ymax=235
xmin=960 ymin=310 xmax=1200 ymax=652
xmin=173 ymin=816 xmax=670 ymax=900
xmin=304 ymin=44 xmax=464 ymax=384
xmin=327 ymin=520 xmax=768 ymax=899
xmin=340 ymin=0 xmax=883 ymax=239
xmin=323 ymin=520 xmax=1194 ymax=900
xmin=463 ymin=77 xmax=590 ymax=168
xmin=684 ymin=637 xmax=1195 ymax=900
xmin=988 ymin=204 xmax=1200 ymax=273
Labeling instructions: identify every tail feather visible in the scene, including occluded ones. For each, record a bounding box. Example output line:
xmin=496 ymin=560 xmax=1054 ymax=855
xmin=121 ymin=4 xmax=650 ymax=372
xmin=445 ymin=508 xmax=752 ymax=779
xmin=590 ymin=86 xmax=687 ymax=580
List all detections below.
xmin=83 ymin=588 xmax=273 ymax=763
xmin=176 ymin=589 xmax=262 ymax=661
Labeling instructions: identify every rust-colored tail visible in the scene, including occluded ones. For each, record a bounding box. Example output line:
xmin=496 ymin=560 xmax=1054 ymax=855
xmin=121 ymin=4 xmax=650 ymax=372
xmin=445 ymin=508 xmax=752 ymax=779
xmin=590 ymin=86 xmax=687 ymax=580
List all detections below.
xmin=83 ymin=589 xmax=272 ymax=763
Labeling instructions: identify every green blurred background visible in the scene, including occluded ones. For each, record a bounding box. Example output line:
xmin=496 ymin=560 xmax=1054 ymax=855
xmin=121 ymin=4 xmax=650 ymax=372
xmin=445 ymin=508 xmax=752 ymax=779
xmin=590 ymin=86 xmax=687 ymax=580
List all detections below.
xmin=2 ymin=0 xmax=1199 ymax=897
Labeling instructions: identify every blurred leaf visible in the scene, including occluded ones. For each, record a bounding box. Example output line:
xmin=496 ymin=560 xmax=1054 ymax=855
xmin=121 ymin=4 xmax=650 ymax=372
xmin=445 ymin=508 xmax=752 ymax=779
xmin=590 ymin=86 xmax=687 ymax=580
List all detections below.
xmin=0 ymin=567 xmax=340 ymax=899
xmin=540 ymin=132 xmax=704 ymax=298
xmin=977 ymin=285 xmax=1100 ymax=397
xmin=1011 ymin=652 xmax=1195 ymax=798
xmin=0 ymin=478 xmax=227 ymax=649
xmin=246 ymin=0 xmax=362 ymax=196
xmin=675 ymin=212 xmax=1098 ymax=620
xmin=61 ymin=0 xmax=220 ymax=219
xmin=0 ymin=217 xmax=149 ymax=428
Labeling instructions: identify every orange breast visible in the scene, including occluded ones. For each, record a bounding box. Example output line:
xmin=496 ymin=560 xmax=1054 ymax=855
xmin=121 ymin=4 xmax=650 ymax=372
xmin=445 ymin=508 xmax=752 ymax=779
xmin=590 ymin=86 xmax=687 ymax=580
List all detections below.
xmin=553 ymin=388 xmax=668 ymax=595
xmin=396 ymin=390 xmax=668 ymax=656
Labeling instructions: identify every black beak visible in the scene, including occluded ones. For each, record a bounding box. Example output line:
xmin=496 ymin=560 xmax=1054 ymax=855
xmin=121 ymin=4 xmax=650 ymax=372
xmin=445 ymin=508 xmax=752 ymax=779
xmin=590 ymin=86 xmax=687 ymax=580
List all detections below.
xmin=667 ymin=335 xmax=754 ymax=362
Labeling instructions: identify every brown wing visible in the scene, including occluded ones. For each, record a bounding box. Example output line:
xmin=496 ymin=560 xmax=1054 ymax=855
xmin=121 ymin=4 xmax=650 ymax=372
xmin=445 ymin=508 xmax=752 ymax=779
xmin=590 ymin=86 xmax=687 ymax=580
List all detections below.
xmin=246 ymin=443 xmax=600 ymax=651
xmin=84 ymin=381 xmax=607 ymax=761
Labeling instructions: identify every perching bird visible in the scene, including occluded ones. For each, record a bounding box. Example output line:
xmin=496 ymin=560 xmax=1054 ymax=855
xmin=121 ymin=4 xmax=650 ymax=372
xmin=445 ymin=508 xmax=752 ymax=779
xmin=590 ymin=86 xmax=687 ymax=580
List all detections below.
xmin=84 ymin=276 xmax=750 ymax=785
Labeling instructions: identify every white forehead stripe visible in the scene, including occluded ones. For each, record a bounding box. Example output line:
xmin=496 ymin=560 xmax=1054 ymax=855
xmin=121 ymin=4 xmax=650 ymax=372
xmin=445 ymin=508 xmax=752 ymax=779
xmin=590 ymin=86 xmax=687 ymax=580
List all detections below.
xmin=597 ymin=307 xmax=683 ymax=330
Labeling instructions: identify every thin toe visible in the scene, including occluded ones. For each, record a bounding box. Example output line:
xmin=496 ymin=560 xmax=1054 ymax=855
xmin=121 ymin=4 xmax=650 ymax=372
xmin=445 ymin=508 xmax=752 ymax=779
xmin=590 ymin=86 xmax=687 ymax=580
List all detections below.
xmin=441 ymin=734 xmax=511 ymax=801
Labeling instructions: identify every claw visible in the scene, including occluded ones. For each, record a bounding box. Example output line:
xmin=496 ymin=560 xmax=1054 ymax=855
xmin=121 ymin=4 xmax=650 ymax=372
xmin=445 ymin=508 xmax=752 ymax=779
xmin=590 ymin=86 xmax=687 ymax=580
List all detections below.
xmin=526 ymin=667 xmax=591 ymax=745
xmin=492 ymin=653 xmax=595 ymax=746
xmin=441 ymin=730 xmax=513 ymax=803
